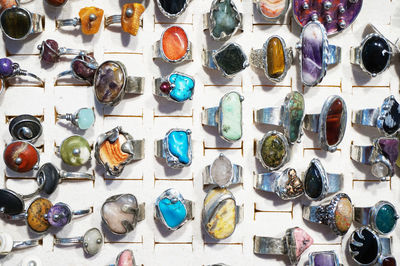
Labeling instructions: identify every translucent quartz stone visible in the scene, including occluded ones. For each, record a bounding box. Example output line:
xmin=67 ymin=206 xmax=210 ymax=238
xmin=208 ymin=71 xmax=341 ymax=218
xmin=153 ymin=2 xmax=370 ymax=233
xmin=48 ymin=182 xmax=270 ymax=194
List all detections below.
xmin=210 ymin=154 xmax=232 ymax=187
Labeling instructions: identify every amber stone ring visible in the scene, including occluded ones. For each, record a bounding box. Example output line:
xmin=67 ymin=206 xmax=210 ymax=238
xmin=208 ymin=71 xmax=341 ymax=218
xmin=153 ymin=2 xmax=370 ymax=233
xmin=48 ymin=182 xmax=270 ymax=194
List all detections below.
xmin=303 ymin=193 xmax=353 ymax=236
xmin=9 ymin=114 xmax=42 ymax=143
xmin=253 ymin=0 xmax=289 ymax=21
xmin=303 ymin=95 xmax=347 ymax=152
xmin=203 ymin=153 xmax=243 ymax=188
xmin=250 ymin=35 xmax=293 ymax=82
xmin=255 ymin=130 xmax=290 ymax=171
xmin=55 ymin=6 xmax=104 ymax=35
xmin=104 ymin=3 xmax=145 ymax=36
xmin=0 ymin=232 xmax=42 ymax=256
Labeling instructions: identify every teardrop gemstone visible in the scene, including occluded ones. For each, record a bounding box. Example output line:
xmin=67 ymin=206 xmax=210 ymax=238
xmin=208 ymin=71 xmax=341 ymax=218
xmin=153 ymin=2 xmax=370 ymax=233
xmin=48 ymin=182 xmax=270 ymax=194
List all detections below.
xmin=301 ymin=22 xmax=323 ymax=86
xmin=325 ymin=98 xmax=343 ymax=146
xmin=361 ymin=35 xmax=390 ymax=76
xmin=304 ymin=161 xmax=323 ymax=199
xmin=267 ymin=37 xmax=285 ymax=79
xmin=161 ymin=26 xmax=188 ymax=62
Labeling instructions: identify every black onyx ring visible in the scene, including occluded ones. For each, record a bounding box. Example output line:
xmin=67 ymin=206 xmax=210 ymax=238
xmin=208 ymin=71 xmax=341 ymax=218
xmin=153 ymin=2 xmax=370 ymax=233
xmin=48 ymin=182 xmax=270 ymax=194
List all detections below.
xmin=0 ymin=188 xmax=37 ymax=215
xmin=153 ymin=72 xmax=195 ymax=103
xmin=9 ymin=114 xmax=42 ymax=143
xmin=349 ymin=226 xmax=396 ymax=266
xmin=0 ymin=6 xmax=44 ymax=40
xmin=350 ymin=137 xmax=398 ymax=181
xmin=308 ymin=251 xmax=343 ymax=266
xmin=255 ymin=131 xmax=290 ymax=171
xmin=203 ymin=0 xmax=243 ymax=42
xmin=202 ymin=42 xmax=249 ymax=78
xmin=255 ymin=91 xmax=304 ymax=144
xmin=38 ymin=39 xmax=89 ymax=64
xmin=0 ymin=232 xmax=42 ymax=256
xmin=352 ymin=95 xmax=400 ymax=136
xmin=156 ymin=0 xmax=191 ymax=19
xmin=253 ymin=168 xmax=304 ymax=200
xmin=253 ymin=227 xmax=313 ymax=265
xmin=54 ymin=227 xmax=103 ymax=256
xmin=203 ymin=153 xmax=243 ymax=188
xmin=303 ymin=95 xmax=347 ymax=152
xmin=303 ymin=193 xmax=353 ymax=236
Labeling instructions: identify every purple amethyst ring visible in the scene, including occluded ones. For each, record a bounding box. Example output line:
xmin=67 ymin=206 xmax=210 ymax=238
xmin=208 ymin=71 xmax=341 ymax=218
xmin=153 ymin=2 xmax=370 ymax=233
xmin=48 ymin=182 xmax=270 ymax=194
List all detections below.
xmin=46 ymin=202 xmax=92 ymax=228
xmin=38 ymin=39 xmax=90 ymax=64
xmin=308 ymin=250 xmax=342 ymax=266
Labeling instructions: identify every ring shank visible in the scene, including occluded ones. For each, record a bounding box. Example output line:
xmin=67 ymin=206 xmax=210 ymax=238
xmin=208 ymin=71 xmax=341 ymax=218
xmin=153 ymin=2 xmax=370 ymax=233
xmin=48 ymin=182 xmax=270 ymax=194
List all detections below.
xmin=352 ymin=108 xmax=379 ymax=127
xmin=350 ymin=144 xmax=374 ymax=165
xmin=253 ymin=172 xmax=280 ymax=192
xmin=253 ymin=236 xmax=286 ymax=255
xmin=303 ymin=114 xmax=320 ymax=133
xmin=255 ymin=106 xmax=283 ymax=126
xmin=202 ymin=107 xmax=219 ymax=127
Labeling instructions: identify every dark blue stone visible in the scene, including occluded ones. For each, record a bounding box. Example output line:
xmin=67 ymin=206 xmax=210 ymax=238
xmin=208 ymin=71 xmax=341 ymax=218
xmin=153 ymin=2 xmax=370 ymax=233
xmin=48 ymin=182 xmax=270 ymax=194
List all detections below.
xmin=159 ymin=0 xmax=186 ymax=15
xmin=304 ymin=161 xmax=323 ymax=199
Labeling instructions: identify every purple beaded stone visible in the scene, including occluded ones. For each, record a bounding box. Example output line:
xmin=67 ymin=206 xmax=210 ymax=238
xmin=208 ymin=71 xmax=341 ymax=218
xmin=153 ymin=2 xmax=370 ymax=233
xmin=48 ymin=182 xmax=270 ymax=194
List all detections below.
xmin=40 ymin=39 xmax=59 ymax=64
xmin=0 ymin=58 xmax=14 ymax=77
xmin=47 ymin=203 xmax=72 ymax=227
xmin=314 ymin=253 xmax=335 ymax=266
xmin=71 ymin=55 xmax=96 ymax=83
xmin=301 ymin=22 xmax=324 ymax=86
xmin=378 ymin=138 xmax=399 ymax=166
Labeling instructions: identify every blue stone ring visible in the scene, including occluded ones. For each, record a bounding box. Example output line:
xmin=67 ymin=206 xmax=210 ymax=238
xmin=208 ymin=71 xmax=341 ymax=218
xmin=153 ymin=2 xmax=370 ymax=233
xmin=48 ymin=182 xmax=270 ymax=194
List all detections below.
xmin=154 ymin=72 xmax=195 ymax=103
xmin=155 ymin=128 xmax=192 ymax=169
xmin=57 ymin=107 xmax=95 ymax=130
xmin=154 ymin=188 xmax=193 ymax=231
xmin=308 ymin=251 xmax=343 ymax=266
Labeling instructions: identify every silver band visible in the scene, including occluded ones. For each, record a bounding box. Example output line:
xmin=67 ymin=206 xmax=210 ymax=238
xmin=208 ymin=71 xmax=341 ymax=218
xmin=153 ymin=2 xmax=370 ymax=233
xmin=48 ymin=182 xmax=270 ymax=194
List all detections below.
xmin=72 ymin=207 xmax=92 ymax=217
xmin=253 ymin=236 xmax=285 ymax=255
xmin=104 ymin=15 xmax=121 ymax=27
xmin=154 ymin=78 xmax=166 ymax=98
xmin=303 ymin=114 xmax=320 ymax=133
xmin=7 ymin=213 xmax=27 ymax=221
xmin=56 ymin=70 xmax=74 ymax=80
xmin=153 ymin=40 xmax=193 ymax=62
xmin=125 ymin=76 xmax=145 ymax=95
xmin=54 ymin=236 xmax=83 ymax=245
xmin=352 ymin=108 xmax=379 ymax=127
xmin=350 ymin=143 xmax=374 ymax=165
xmin=56 ymin=17 xmax=81 ymax=29
xmin=31 ymin=13 xmax=44 ymax=34
xmin=254 ymin=106 xmax=283 ymax=126
xmin=58 ymin=47 xmax=88 ymax=56
xmin=253 ymin=172 xmax=279 ymax=193
xmin=350 ymin=46 xmax=361 ymax=66
xmin=203 ymin=163 xmax=243 ymax=186
xmin=201 ymin=107 xmax=219 ymax=127
xmin=59 ymin=170 xmax=95 ymax=181
xmin=202 ymin=49 xmax=218 ymax=70
xmin=303 ymin=205 xmax=325 ymax=224
xmin=154 ymin=139 xmax=165 ymax=158
xmin=327 ymin=45 xmax=341 ymax=65
xmin=13 ymin=238 xmax=41 ymax=250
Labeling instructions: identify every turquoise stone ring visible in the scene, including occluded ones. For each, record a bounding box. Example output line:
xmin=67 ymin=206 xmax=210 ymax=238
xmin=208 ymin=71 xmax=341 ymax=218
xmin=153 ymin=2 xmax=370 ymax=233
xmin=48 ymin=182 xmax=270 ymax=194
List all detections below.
xmin=154 ymin=72 xmax=195 ymax=102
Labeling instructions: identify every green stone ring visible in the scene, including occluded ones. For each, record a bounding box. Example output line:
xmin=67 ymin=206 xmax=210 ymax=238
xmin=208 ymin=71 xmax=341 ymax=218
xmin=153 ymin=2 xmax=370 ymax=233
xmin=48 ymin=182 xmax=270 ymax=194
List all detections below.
xmin=57 ymin=107 xmax=95 ymax=130
xmin=255 ymin=130 xmax=290 ymax=171
xmin=56 ymin=135 xmax=91 ymax=167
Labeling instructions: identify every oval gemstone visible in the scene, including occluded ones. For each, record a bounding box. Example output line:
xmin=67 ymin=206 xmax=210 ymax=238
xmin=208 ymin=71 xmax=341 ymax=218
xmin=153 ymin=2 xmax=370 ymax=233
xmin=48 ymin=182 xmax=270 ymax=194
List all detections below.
xmin=210 ymin=0 xmax=240 ymax=40
xmin=304 ymin=161 xmax=323 ymax=199
xmin=376 ymin=203 xmax=397 ymax=234
xmin=94 ymin=61 xmax=125 ymax=104
xmin=162 ymin=26 xmax=188 ymax=61
xmin=83 ymin=228 xmax=103 ymax=256
xmin=260 ymin=133 xmax=286 ymax=169
xmin=334 ymin=197 xmax=353 ymax=234
xmin=47 ymin=203 xmax=72 ymax=227
xmin=168 ymin=73 xmax=194 ymax=102
xmin=214 ymin=43 xmax=247 ymax=76
xmin=286 ymin=92 xmax=304 ymax=143
xmin=102 ymin=194 xmax=138 ymax=234
xmin=40 ymin=39 xmax=59 ymax=64
xmin=159 ymin=0 xmax=186 ymax=15
xmin=350 ymin=228 xmax=378 ymax=265
xmin=168 ymin=130 xmax=190 ymax=165
xmin=211 ymin=154 xmax=232 ymax=187
xmin=0 ymin=189 xmax=24 ymax=215
xmin=0 ymin=7 xmax=31 ymax=39
xmin=77 ymin=108 xmax=95 ymax=130
xmin=267 ymin=37 xmax=285 ymax=79
xmin=259 ymin=0 xmax=285 ymax=19
xmin=60 ymin=136 xmax=91 ymax=166
xmin=220 ymin=92 xmax=242 ymax=142
xmin=301 ymin=22 xmax=323 ymax=86
xmin=361 ymin=35 xmax=390 ymax=75
xmin=27 ymin=198 xmax=52 ymax=233
xmin=4 ymin=141 xmax=38 ymax=172
xmin=325 ymin=98 xmax=343 ymax=146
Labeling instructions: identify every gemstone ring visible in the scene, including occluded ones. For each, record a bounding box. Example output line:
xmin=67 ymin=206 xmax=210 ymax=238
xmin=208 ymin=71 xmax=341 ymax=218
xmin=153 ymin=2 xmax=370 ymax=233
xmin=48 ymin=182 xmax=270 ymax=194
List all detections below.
xmin=57 ymin=107 xmax=95 ymax=130
xmin=54 ymin=227 xmax=103 ymax=256
xmin=154 ymin=188 xmax=193 ymax=231
xmin=254 ymin=91 xmax=304 ymax=144
xmin=202 ymin=91 xmax=244 ymax=143
xmin=0 ymin=188 xmax=37 ymax=215
xmin=154 ymin=128 xmax=192 ymax=169
xmin=56 ymin=53 xmax=98 ymax=85
xmin=303 ymin=95 xmax=347 ymax=152
xmin=55 ymin=7 xmax=104 ymax=35
xmin=303 ymin=193 xmax=353 ymax=236
xmin=350 ymin=137 xmax=398 ymax=181
xmin=250 ymin=35 xmax=293 ymax=82
xmin=255 ymin=130 xmax=290 ymax=171
xmin=9 ymin=114 xmax=42 ymax=143
xmin=104 ymin=3 xmax=145 ymax=36
xmin=354 ymin=201 xmax=398 ymax=235
xmin=203 ymin=153 xmax=243 ymax=188
xmin=296 ymin=20 xmax=341 ymax=87
xmin=308 ymin=251 xmax=343 ymax=266
xmin=37 ymin=39 xmax=90 ymax=64
xmin=253 ymin=0 xmax=289 ymax=21
xmin=253 ymin=167 xmax=304 ymax=200
xmin=115 ymin=249 xmax=136 ymax=266
xmin=3 ymin=140 xmax=40 ymax=173
xmin=154 ymin=72 xmax=195 ymax=103
xmin=156 ymin=0 xmax=191 ymax=19
xmin=253 ymin=227 xmax=313 ymax=265
xmin=55 ymin=135 xmax=91 ymax=167
xmin=0 ymin=232 xmax=42 ymax=256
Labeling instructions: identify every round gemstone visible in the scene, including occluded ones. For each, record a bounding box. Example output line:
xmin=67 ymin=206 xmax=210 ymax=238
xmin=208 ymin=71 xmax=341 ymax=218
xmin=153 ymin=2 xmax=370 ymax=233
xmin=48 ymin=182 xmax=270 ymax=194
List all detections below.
xmin=47 ymin=203 xmax=72 ymax=227
xmin=77 ymin=108 xmax=95 ymax=130
xmin=375 ymin=203 xmax=397 ymax=234
xmin=60 ymin=136 xmax=91 ymax=166
xmin=94 ymin=61 xmax=125 ymax=104
xmin=214 ymin=43 xmax=247 ymax=76
xmin=210 ymin=0 xmax=240 ymax=40
xmin=3 ymin=141 xmax=38 ymax=172
xmin=350 ymin=228 xmax=379 ymax=264
xmin=0 ymin=58 xmax=13 ymax=76
xmin=210 ymin=154 xmax=232 ymax=187
xmin=383 ymin=257 xmax=397 ymax=266
xmin=304 ymin=161 xmax=323 ymax=199
xmin=0 ymin=7 xmax=32 ymax=39
xmin=82 ymin=228 xmax=103 ymax=256
xmin=334 ymin=197 xmax=353 ymax=234
xmin=40 ymin=39 xmax=59 ymax=64
xmin=160 ymin=81 xmax=171 ymax=94
xmin=0 ymin=189 xmax=24 ymax=215
xmin=161 ymin=26 xmax=188 ymax=62
xmin=158 ymin=0 xmax=186 ymax=15
xmin=267 ymin=37 xmax=285 ymax=78
xmin=371 ymin=161 xmax=389 ymax=178
xmin=27 ymin=198 xmax=52 ymax=233
xmin=45 ymin=0 xmax=68 ymax=7
xmin=361 ymin=35 xmax=390 ymax=75
xmin=260 ymin=133 xmax=286 ymax=169
xmin=326 ymin=98 xmax=343 ymax=146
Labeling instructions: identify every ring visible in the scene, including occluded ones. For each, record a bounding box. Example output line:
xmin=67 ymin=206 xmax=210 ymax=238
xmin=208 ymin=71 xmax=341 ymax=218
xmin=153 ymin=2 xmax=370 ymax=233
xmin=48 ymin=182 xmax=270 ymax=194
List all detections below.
xmin=203 ymin=153 xmax=243 ymax=188
xmin=202 ymin=42 xmax=249 ymax=78
xmin=153 ymin=72 xmax=195 ymax=103
xmin=37 ymin=39 xmax=89 ymax=64
xmin=95 ymin=126 xmax=145 ymax=176
xmin=303 ymin=158 xmax=343 ymax=201
xmin=55 ymin=135 xmax=91 ymax=167
xmin=56 ymin=53 xmax=98 ymax=85
xmin=253 ymin=227 xmax=313 ymax=265
xmin=0 ymin=5 xmax=44 ymax=40
xmin=154 ymin=188 xmax=193 ymax=231
xmin=250 ymin=35 xmax=293 ymax=82
xmin=302 ymin=193 xmax=353 ymax=236
xmin=154 ymin=128 xmax=192 ymax=169
xmin=3 ymin=140 xmax=40 ymax=173
xmin=303 ymin=95 xmax=347 ymax=152
xmin=254 ymin=168 xmax=304 ymax=200
xmin=101 ymin=194 xmax=145 ymax=235
xmin=255 ymin=91 xmax=304 ymax=144
xmin=55 ymin=6 xmax=104 ymax=35
xmin=352 ymin=95 xmax=400 ymax=136
xmin=202 ymin=188 xmax=242 ymax=240
xmin=255 ymin=130 xmax=290 ymax=171
xmin=0 ymin=232 xmax=42 ymax=256
xmin=57 ymin=107 xmax=95 ymax=130
xmin=354 ymin=200 xmax=398 ymax=235
xmin=9 ymin=114 xmax=42 ymax=143
xmin=296 ymin=21 xmax=341 ymax=87
xmin=201 ymin=91 xmax=244 ymax=142
xmin=350 ymin=137 xmax=398 ymax=181
xmin=308 ymin=250 xmax=343 ymax=266
xmin=45 ymin=0 xmax=68 ymax=7
xmin=115 ymin=249 xmax=136 ymax=266
xmin=203 ymin=0 xmax=242 ymax=41
xmin=292 ymin=0 xmax=363 ymax=35
xmin=0 ymin=188 xmax=37 ymax=215
xmin=0 ymin=58 xmax=44 ymax=94
xmin=156 ymin=0 xmax=191 ymax=19
xmin=54 ymin=227 xmax=103 ymax=256
xmin=253 ymin=0 xmax=289 ymax=21
xmin=349 ymin=226 xmax=395 ymax=266
xmin=104 ymin=3 xmax=145 ymax=36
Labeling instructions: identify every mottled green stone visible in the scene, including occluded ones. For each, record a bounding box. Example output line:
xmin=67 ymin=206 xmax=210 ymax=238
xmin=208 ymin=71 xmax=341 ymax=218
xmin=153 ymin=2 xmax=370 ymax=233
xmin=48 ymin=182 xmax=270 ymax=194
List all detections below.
xmin=220 ymin=92 xmax=242 ymax=142
xmin=260 ymin=134 xmax=286 ymax=168
xmin=60 ymin=136 xmax=91 ymax=166
xmin=210 ymin=0 xmax=240 ymax=40
xmin=287 ymin=92 xmax=304 ymax=143
xmin=376 ymin=204 xmax=397 ymax=234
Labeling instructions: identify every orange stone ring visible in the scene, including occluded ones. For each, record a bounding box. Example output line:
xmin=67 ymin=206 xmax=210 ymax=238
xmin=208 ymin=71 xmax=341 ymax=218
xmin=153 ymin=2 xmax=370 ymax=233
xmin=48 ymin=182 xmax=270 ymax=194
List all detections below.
xmin=153 ymin=26 xmax=192 ymax=64
xmin=55 ymin=6 xmax=104 ymax=35
xmin=104 ymin=3 xmax=145 ymax=36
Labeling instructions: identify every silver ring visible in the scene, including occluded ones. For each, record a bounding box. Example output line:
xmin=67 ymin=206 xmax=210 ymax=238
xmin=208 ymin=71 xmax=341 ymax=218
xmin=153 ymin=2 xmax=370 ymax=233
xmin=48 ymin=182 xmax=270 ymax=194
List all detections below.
xmin=55 ymin=135 xmax=91 ymax=167
xmin=255 ymin=130 xmax=290 ymax=171
xmin=154 ymin=188 xmax=193 ymax=231
xmin=54 ymin=227 xmax=103 ymax=256
xmin=56 ymin=53 xmax=98 ymax=85
xmin=104 ymin=3 xmax=144 ymax=36
xmin=296 ymin=20 xmax=341 ymax=87
xmin=352 ymin=95 xmax=400 ymax=136
xmin=95 ymin=126 xmax=145 ymax=176
xmin=201 ymin=91 xmax=244 ymax=143
xmin=0 ymin=232 xmax=42 ymax=256
xmin=153 ymin=72 xmax=195 ymax=103
xmin=354 ymin=200 xmax=398 ymax=235
xmin=37 ymin=39 xmax=89 ymax=64
xmin=255 ymin=91 xmax=304 ymax=144
xmin=350 ymin=137 xmax=398 ymax=181
xmin=156 ymin=0 xmax=191 ymax=19
xmin=303 ymin=158 xmax=343 ymax=201
xmin=154 ymin=128 xmax=192 ymax=169
xmin=303 ymin=95 xmax=347 ymax=152
xmin=203 ymin=153 xmax=243 ymax=188
xmin=254 ymin=168 xmax=304 ymax=200
xmin=253 ymin=0 xmax=289 ymax=21
xmin=0 ymin=188 xmax=35 ymax=215
xmin=250 ymin=35 xmax=293 ymax=82
xmin=303 ymin=193 xmax=353 ymax=236
xmin=153 ymin=26 xmax=192 ymax=64
xmin=202 ymin=42 xmax=249 ymax=78
xmin=203 ymin=0 xmax=242 ymax=41
xmin=3 ymin=140 xmax=40 ymax=173
xmin=308 ymin=250 xmax=343 ymax=266
xmin=115 ymin=249 xmax=137 ymax=266
xmin=55 ymin=7 xmax=103 ymax=35
xmin=253 ymin=227 xmax=313 ymax=265
xmin=57 ymin=107 xmax=95 ymax=130
xmin=9 ymin=114 xmax=42 ymax=143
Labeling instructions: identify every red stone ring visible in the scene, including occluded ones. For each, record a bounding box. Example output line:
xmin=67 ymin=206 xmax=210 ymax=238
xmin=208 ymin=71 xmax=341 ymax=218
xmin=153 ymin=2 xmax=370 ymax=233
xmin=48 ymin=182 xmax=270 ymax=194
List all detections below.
xmin=3 ymin=140 xmax=40 ymax=173
xmin=37 ymin=39 xmax=91 ymax=64
xmin=303 ymin=95 xmax=347 ymax=152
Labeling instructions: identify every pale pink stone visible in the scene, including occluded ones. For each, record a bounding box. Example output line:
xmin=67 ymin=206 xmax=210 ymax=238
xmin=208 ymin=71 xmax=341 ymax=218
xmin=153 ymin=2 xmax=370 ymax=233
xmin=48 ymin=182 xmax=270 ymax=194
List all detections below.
xmin=293 ymin=227 xmax=313 ymax=258
xmin=117 ymin=249 xmax=134 ymax=266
